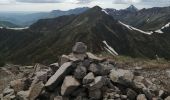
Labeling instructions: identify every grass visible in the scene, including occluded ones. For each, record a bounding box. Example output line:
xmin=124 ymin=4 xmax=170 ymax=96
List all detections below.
xmin=99 ymin=52 xmax=170 ymax=69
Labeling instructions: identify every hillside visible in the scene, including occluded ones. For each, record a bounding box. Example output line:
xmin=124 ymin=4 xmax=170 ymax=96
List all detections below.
xmin=0 ymin=6 xmax=170 ymax=64
xmin=106 ymin=6 xmax=170 ymax=31
xmin=0 ymin=21 xmax=19 ymax=28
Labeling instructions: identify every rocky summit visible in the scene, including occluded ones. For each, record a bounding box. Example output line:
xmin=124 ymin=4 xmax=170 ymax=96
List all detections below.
xmin=1 ymin=42 xmax=170 ymax=100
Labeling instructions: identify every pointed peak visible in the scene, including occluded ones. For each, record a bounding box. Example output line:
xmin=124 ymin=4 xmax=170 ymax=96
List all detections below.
xmin=126 ymin=5 xmax=138 ymax=12
xmin=91 ymin=6 xmax=102 ymax=10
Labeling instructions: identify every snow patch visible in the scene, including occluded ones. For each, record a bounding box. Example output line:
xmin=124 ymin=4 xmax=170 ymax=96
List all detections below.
xmin=102 ymin=9 xmax=109 ymax=15
xmin=103 ymin=41 xmax=118 ymax=56
xmin=155 ymin=29 xmax=163 ymax=34
xmin=119 ymin=21 xmax=153 ymax=35
xmin=7 ymin=27 xmax=29 ymax=30
xmin=154 ymin=22 xmax=170 ymax=34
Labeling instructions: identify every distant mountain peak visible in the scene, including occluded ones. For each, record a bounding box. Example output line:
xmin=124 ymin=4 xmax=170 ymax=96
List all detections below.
xmin=91 ymin=6 xmax=102 ymax=10
xmin=126 ymin=5 xmax=138 ymax=12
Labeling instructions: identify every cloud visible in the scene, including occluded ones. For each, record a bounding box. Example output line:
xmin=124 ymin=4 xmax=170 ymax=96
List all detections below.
xmin=15 ymin=0 xmax=93 ymax=4
xmin=113 ymin=0 xmax=141 ymax=4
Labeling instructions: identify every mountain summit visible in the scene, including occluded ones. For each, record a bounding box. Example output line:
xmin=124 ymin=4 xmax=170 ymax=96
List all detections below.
xmin=126 ymin=5 xmax=138 ymax=12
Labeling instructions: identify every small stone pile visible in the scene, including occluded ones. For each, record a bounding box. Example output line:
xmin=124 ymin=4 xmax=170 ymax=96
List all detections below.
xmin=1 ymin=42 xmax=170 ymax=100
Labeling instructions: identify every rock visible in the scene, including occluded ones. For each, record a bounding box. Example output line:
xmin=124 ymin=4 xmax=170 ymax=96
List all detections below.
xmin=72 ymin=42 xmax=87 ymax=54
xmin=165 ymin=96 xmax=170 ymax=100
xmin=137 ymin=94 xmax=147 ymax=100
xmin=74 ymin=65 xmax=87 ymax=79
xmin=17 ymin=91 xmax=29 ymax=100
xmin=126 ymin=88 xmax=137 ymax=100
xmin=33 ymin=63 xmax=48 ymax=73
xmin=54 ymin=96 xmax=69 ymax=100
xmin=28 ymin=81 xmax=44 ymax=100
xmin=110 ymin=69 xmax=134 ymax=86
xmin=60 ymin=55 xmax=70 ymax=66
xmin=143 ymin=89 xmax=153 ymax=100
xmin=89 ymin=89 xmax=102 ymax=100
xmin=10 ymin=79 xmax=24 ymax=92
xmin=3 ymin=88 xmax=14 ymax=96
xmin=120 ymin=95 xmax=127 ymax=100
xmin=100 ymin=62 xmax=114 ymax=75
xmin=49 ymin=63 xmax=59 ymax=74
xmin=89 ymin=76 xmax=106 ymax=90
xmin=83 ymin=72 xmax=95 ymax=84
xmin=88 ymin=63 xmax=102 ymax=75
xmin=86 ymin=52 xmax=104 ymax=61
xmin=82 ymin=59 xmax=91 ymax=67
xmin=61 ymin=76 xmax=80 ymax=96
xmin=45 ymin=62 xmax=73 ymax=91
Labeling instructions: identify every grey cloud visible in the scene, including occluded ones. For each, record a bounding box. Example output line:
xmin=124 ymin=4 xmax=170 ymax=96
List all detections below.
xmin=16 ymin=0 xmax=62 ymax=3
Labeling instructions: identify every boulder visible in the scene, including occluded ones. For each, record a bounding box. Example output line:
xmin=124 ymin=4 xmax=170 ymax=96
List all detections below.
xmin=74 ymin=65 xmax=87 ymax=79
xmin=110 ymin=69 xmax=134 ymax=86
xmin=89 ymin=76 xmax=106 ymax=90
xmin=54 ymin=96 xmax=69 ymax=100
xmin=100 ymin=62 xmax=114 ymax=75
xmin=72 ymin=42 xmax=87 ymax=54
xmin=45 ymin=62 xmax=73 ymax=91
xmin=89 ymin=89 xmax=102 ymax=100
xmin=61 ymin=76 xmax=80 ymax=96
xmin=137 ymin=94 xmax=147 ymax=100
xmin=83 ymin=72 xmax=95 ymax=85
xmin=28 ymin=81 xmax=44 ymax=100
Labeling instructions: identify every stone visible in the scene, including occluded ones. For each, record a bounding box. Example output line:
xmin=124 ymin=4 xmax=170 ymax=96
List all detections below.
xmin=120 ymin=95 xmax=127 ymax=100
xmin=126 ymin=88 xmax=137 ymax=100
xmin=110 ymin=69 xmax=134 ymax=86
xmin=61 ymin=76 xmax=80 ymax=96
xmin=86 ymin=52 xmax=104 ymax=61
xmin=10 ymin=79 xmax=24 ymax=92
xmin=137 ymin=94 xmax=147 ymax=100
xmin=45 ymin=62 xmax=73 ymax=91
xmin=83 ymin=72 xmax=95 ymax=84
xmin=143 ymin=89 xmax=153 ymax=100
xmin=33 ymin=63 xmax=48 ymax=73
xmin=17 ymin=91 xmax=29 ymax=100
xmin=82 ymin=59 xmax=91 ymax=67
xmin=74 ymin=65 xmax=87 ymax=79
xmin=60 ymin=55 xmax=70 ymax=66
xmin=88 ymin=63 xmax=102 ymax=75
xmin=100 ymin=62 xmax=114 ymax=75
xmin=49 ymin=63 xmax=59 ymax=74
xmin=28 ymin=81 xmax=44 ymax=100
xmin=165 ymin=96 xmax=170 ymax=100
xmin=72 ymin=42 xmax=87 ymax=54
xmin=89 ymin=89 xmax=102 ymax=100
xmin=54 ymin=96 xmax=69 ymax=100
xmin=3 ymin=88 xmax=14 ymax=96
xmin=89 ymin=76 xmax=106 ymax=90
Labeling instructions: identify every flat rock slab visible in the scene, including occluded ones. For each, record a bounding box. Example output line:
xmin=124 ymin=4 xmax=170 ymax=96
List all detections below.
xmin=45 ymin=62 xmax=73 ymax=91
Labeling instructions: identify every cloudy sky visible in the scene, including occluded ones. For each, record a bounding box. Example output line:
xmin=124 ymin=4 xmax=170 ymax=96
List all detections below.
xmin=0 ymin=0 xmax=170 ymax=11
